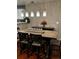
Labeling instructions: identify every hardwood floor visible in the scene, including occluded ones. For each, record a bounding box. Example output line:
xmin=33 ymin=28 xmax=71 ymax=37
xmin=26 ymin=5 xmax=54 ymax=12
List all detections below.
xmin=17 ymin=45 xmax=61 ymax=59
xmin=18 ymin=54 xmax=60 ymax=59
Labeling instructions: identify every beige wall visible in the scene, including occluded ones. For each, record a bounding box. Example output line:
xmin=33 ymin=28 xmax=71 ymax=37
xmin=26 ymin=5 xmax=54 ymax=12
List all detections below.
xmin=17 ymin=0 xmax=61 ymax=40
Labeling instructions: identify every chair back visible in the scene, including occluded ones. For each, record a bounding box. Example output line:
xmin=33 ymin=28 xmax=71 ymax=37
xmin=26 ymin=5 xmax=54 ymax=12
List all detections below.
xmin=30 ymin=34 xmax=42 ymax=44
xmin=18 ymin=32 xmax=29 ymax=41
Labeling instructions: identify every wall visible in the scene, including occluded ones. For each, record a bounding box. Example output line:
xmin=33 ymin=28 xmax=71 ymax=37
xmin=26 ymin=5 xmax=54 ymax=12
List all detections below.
xmin=17 ymin=0 xmax=61 ymax=40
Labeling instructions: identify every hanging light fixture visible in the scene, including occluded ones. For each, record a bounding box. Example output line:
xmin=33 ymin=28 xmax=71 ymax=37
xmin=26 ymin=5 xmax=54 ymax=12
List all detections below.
xmin=36 ymin=11 xmax=40 ymax=17
xmin=25 ymin=12 xmax=29 ymax=17
xmin=30 ymin=11 xmax=34 ymax=17
xmin=43 ymin=11 xmax=47 ymax=17
xmin=43 ymin=2 xmax=47 ymax=17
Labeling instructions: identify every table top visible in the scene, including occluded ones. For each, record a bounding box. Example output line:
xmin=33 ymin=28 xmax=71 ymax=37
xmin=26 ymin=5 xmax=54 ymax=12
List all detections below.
xmin=18 ymin=29 xmax=58 ymax=39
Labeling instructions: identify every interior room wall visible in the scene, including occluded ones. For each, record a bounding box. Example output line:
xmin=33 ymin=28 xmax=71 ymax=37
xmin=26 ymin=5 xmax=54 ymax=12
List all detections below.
xmin=17 ymin=0 xmax=61 ymax=40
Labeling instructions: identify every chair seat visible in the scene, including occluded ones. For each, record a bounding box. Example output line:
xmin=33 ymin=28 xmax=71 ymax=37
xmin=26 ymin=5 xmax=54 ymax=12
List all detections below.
xmin=32 ymin=42 xmax=41 ymax=46
xmin=21 ymin=41 xmax=28 ymax=44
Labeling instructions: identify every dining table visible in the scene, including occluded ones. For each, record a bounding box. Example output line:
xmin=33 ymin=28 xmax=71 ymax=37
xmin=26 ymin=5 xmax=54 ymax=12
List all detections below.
xmin=18 ymin=28 xmax=58 ymax=38
xmin=18 ymin=28 xmax=58 ymax=59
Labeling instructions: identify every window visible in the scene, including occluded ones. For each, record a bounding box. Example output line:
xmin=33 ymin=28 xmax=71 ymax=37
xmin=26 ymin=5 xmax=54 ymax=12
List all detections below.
xmin=17 ymin=9 xmax=25 ymax=19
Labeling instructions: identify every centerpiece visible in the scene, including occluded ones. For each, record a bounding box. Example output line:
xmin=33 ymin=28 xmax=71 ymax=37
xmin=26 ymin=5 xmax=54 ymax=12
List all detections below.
xmin=41 ymin=20 xmax=47 ymax=27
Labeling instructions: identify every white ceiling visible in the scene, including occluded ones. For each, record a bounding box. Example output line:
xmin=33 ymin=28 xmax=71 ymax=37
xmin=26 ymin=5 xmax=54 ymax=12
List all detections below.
xmin=17 ymin=0 xmax=56 ymax=5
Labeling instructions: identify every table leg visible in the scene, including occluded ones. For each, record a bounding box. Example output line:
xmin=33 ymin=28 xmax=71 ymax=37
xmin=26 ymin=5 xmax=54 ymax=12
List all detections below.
xmin=45 ymin=40 xmax=50 ymax=59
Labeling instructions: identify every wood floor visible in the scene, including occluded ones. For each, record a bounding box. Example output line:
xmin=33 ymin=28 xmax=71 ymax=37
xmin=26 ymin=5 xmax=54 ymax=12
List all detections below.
xmin=17 ymin=53 xmax=60 ymax=59
xmin=17 ymin=45 xmax=61 ymax=59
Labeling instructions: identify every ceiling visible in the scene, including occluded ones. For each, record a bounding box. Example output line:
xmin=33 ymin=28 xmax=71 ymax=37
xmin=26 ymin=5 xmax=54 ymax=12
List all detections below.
xmin=17 ymin=0 xmax=56 ymax=5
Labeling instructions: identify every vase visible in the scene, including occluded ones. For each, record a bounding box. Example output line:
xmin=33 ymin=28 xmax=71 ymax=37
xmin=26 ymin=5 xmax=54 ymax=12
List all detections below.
xmin=43 ymin=25 xmax=45 ymax=28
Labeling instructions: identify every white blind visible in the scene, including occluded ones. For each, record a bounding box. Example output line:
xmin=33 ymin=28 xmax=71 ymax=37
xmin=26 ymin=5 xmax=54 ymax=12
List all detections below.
xmin=17 ymin=9 xmax=25 ymax=19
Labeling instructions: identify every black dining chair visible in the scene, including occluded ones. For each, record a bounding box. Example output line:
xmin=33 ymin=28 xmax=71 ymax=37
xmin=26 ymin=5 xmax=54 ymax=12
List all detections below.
xmin=18 ymin=32 xmax=30 ymax=54
xmin=18 ymin=32 xmax=29 ymax=41
xmin=30 ymin=33 xmax=46 ymax=59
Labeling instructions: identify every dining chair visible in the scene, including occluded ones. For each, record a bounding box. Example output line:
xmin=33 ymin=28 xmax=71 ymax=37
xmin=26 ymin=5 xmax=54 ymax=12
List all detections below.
xmin=18 ymin=32 xmax=30 ymax=54
xmin=30 ymin=33 xmax=46 ymax=59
